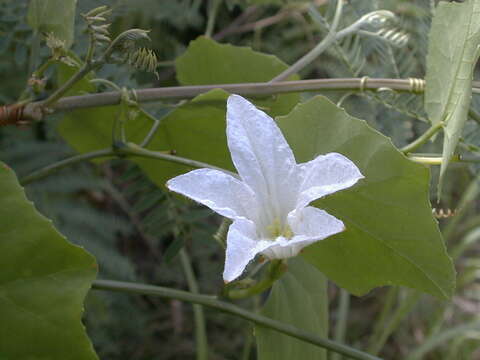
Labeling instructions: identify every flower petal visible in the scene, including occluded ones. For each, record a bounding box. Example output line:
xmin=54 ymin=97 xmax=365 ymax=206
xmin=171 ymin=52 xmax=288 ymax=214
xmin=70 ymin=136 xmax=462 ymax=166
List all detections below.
xmin=260 ymin=206 xmax=345 ymax=260
xmin=223 ymin=219 xmax=270 ymax=282
xmin=297 ymin=152 xmax=364 ymax=209
xmin=167 ymin=168 xmax=258 ymax=220
xmin=226 ymin=95 xmax=298 ymax=225
xmin=288 ymin=206 xmax=345 ymax=239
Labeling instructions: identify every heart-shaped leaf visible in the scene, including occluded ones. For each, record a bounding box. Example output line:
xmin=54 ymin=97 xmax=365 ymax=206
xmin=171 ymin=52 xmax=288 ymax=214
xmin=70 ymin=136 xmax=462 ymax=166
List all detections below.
xmin=0 ymin=162 xmax=98 ymax=359
xmin=175 ymin=36 xmax=299 ymax=116
xmin=278 ymin=96 xmax=455 ymax=298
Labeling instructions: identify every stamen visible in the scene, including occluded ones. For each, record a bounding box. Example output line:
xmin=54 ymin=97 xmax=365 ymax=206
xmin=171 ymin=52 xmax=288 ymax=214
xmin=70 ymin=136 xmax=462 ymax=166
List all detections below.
xmin=266 ymin=218 xmax=293 ymax=239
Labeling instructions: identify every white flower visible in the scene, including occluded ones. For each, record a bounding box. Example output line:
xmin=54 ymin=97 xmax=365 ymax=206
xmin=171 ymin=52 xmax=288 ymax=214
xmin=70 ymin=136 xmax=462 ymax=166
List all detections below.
xmin=167 ymin=95 xmax=364 ymax=283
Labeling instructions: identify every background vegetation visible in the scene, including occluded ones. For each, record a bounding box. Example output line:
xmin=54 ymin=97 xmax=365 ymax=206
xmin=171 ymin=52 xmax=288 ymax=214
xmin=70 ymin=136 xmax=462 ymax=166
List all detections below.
xmin=1 ymin=0 xmax=480 ymax=359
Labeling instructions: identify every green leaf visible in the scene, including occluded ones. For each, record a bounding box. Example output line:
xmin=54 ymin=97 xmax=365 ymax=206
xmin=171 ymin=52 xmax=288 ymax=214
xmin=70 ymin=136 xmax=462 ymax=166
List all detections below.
xmin=58 ymin=88 xmax=231 ymax=189
xmin=255 ymin=258 xmax=328 ymax=360
xmin=55 ymin=63 xmax=230 ymax=188
xmin=277 ymin=96 xmax=455 ymax=298
xmin=56 ymin=56 xmax=95 ymax=96
xmin=175 ymin=36 xmax=299 ymax=116
xmin=27 ymin=0 xmax=77 ymax=48
xmin=0 ymin=162 xmax=98 ymax=359
xmin=134 ymin=89 xmax=232 ymax=186
xmin=56 ymin=62 xmax=152 ymax=156
xmin=425 ymin=0 xmax=480 ymax=195
xmin=57 ymin=37 xmax=299 ymax=186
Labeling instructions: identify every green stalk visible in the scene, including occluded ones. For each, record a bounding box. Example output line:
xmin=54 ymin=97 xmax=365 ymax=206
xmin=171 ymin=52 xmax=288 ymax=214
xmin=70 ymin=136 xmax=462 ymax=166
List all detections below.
xmin=367 ymin=287 xmax=398 ymax=354
xmin=226 ymin=260 xmax=286 ymax=299
xmin=40 ymin=62 xmax=100 ymax=108
xmin=368 ymin=291 xmax=421 ymax=356
xmin=179 ymin=249 xmax=208 ymax=360
xmin=205 ymin=0 xmax=222 ymax=37
xmin=407 ymin=155 xmax=444 ymax=165
xmin=19 ymin=144 xmax=236 ymax=186
xmin=331 ymin=289 xmax=351 ymax=360
xmin=24 ymin=77 xmax=475 ymax=120
xmin=406 ymin=320 xmax=480 ymax=360
xmin=270 ymin=6 xmax=395 ymax=82
xmin=401 ymin=122 xmax=444 ymax=154
xmin=19 ymin=149 xmax=115 ymax=185
xmin=139 ymin=109 xmax=162 ymax=147
xmin=121 ymin=143 xmax=237 ymax=177
xmin=92 ymin=279 xmax=383 ymax=360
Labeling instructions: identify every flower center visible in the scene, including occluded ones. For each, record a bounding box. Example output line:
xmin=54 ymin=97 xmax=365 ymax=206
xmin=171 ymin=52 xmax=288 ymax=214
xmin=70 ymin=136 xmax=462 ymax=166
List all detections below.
xmin=266 ymin=218 xmax=293 ymax=240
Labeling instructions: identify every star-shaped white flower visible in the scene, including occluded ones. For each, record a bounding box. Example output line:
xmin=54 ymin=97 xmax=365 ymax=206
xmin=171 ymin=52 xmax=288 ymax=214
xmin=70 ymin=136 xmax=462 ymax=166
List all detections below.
xmin=167 ymin=95 xmax=364 ymax=283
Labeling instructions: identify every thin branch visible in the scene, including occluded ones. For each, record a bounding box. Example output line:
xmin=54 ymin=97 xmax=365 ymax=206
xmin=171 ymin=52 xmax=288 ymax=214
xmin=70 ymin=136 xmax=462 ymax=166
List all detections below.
xmin=408 ymin=154 xmax=480 ymax=165
xmin=401 ymin=122 xmax=444 ymax=154
xmin=92 ymin=279 xmax=383 ymax=360
xmin=23 ymin=78 xmax=437 ymax=120
xmin=205 ymin=0 xmax=222 ymax=38
xmin=139 ymin=108 xmax=163 ymax=147
xmin=140 ymin=117 xmax=161 ymax=147
xmin=331 ymin=288 xmax=350 ymax=360
xmin=39 ymin=62 xmax=99 ymax=108
xmin=122 ymin=143 xmax=237 ymax=177
xmin=408 ymin=155 xmax=444 ymax=165
xmin=270 ymin=4 xmax=378 ymax=82
xmin=19 ymin=143 xmax=236 ymax=186
xmin=330 ymin=0 xmax=344 ymax=33
xmin=19 ymin=149 xmax=115 ymax=185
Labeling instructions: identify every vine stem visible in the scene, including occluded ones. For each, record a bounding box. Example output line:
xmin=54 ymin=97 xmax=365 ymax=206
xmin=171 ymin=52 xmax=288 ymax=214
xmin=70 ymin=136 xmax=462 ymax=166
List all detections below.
xmin=331 ymin=288 xmax=350 ymax=360
xmin=92 ymin=279 xmax=382 ymax=360
xmin=19 ymin=143 xmax=235 ymax=186
xmin=122 ymin=143 xmax=236 ymax=177
xmin=401 ymin=122 xmax=444 ymax=154
xmin=23 ymin=78 xmax=444 ymax=120
xmin=39 ymin=62 xmax=99 ymax=109
xmin=407 ymin=156 xmax=443 ymax=165
xmin=19 ymin=142 xmax=476 ymax=186
xmin=19 ymin=149 xmax=115 ymax=185
xmin=270 ymin=4 xmax=397 ymax=82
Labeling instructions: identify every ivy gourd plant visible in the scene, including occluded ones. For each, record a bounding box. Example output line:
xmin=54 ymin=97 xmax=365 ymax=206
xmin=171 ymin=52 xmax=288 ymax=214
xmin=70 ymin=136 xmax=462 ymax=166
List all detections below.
xmin=2 ymin=1 xmax=480 ymax=359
